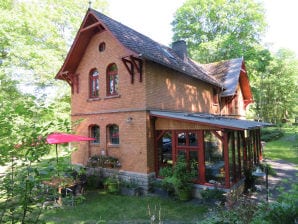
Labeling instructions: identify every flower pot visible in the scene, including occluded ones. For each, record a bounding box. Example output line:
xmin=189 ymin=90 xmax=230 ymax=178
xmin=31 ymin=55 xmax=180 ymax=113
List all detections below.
xmin=107 ymin=182 xmax=119 ymax=194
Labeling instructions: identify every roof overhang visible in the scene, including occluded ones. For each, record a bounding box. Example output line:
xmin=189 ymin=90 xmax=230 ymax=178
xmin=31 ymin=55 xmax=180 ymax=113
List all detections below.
xmin=150 ymin=110 xmax=272 ymax=131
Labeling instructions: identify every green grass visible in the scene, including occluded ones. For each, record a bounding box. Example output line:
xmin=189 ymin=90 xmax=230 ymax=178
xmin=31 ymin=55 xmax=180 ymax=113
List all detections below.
xmin=41 ymin=191 xmax=208 ymax=223
xmin=264 ymin=126 xmax=298 ymax=165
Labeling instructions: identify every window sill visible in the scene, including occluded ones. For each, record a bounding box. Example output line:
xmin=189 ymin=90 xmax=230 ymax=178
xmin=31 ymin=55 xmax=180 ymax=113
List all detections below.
xmin=104 ymin=94 xmax=120 ymax=100
xmin=107 ymin=144 xmax=120 ymax=148
xmin=87 ymin=97 xmax=101 ymax=102
xmin=90 ymin=143 xmax=100 ymax=146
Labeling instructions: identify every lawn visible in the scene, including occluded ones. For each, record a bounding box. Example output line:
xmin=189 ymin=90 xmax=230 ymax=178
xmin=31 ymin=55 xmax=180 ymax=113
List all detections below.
xmin=41 ymin=191 xmax=208 ymax=224
xmin=263 ymin=126 xmax=298 ymax=165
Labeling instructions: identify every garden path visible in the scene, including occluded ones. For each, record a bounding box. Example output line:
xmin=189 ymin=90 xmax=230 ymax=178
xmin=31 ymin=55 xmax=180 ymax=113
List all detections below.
xmin=250 ymin=158 xmax=298 ymax=202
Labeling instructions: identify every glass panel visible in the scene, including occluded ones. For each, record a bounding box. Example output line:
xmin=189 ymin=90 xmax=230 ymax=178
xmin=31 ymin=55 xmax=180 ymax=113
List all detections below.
xmin=204 ymin=131 xmax=225 ymax=186
xmin=190 ymin=150 xmax=199 ymax=179
xmin=91 ymin=126 xmax=100 ymax=143
xmin=109 ymin=125 xmax=119 ymax=144
xmin=177 ymin=132 xmax=186 ymax=146
xmin=158 ymin=131 xmax=173 ymax=168
xmin=90 ymin=70 xmax=99 ymax=97
xmin=188 ymin=132 xmax=198 ymax=146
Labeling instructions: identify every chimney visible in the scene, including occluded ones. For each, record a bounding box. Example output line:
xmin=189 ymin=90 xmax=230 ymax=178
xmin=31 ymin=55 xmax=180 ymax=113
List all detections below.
xmin=172 ymin=40 xmax=188 ymax=61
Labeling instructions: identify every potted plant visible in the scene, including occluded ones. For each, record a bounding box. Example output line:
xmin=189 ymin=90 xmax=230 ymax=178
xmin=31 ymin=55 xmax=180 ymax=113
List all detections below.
xmin=103 ymin=175 xmax=119 ymax=194
xmin=160 ymin=156 xmax=193 ymax=201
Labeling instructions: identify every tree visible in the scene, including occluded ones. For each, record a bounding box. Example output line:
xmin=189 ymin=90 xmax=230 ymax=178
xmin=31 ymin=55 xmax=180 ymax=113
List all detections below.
xmin=0 ymin=1 xmax=108 ymax=222
xmin=0 ymin=0 xmax=107 ymax=98
xmin=172 ymin=0 xmax=267 ymax=63
xmin=257 ymin=49 xmax=298 ymax=123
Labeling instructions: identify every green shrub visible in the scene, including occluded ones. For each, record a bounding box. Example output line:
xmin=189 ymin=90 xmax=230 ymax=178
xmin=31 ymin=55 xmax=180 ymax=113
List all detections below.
xmin=261 ymin=128 xmax=284 ymax=142
xmin=201 ymin=188 xmax=226 ymax=203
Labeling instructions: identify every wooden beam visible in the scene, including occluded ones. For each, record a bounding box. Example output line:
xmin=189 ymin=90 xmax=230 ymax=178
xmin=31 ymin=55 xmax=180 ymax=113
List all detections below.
xmin=122 ymin=58 xmax=134 ymax=84
xmin=131 ymin=56 xmax=143 ymax=82
xmin=223 ymin=131 xmax=230 ymax=188
xmin=80 ymin=22 xmax=103 ymax=33
xmin=198 ymin=130 xmax=205 ymax=184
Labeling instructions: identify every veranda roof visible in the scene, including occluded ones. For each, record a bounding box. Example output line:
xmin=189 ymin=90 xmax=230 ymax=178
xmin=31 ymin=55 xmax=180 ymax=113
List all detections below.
xmin=150 ymin=111 xmax=272 ymax=131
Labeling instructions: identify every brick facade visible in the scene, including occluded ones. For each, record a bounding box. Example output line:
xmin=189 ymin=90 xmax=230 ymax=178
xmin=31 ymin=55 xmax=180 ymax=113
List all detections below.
xmin=56 ymin=9 xmax=259 ymax=193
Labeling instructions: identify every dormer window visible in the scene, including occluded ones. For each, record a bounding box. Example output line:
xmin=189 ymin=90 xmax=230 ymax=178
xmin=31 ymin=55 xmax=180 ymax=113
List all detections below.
xmin=107 ymin=63 xmax=118 ymax=96
xmin=90 ymin=69 xmax=99 ymax=98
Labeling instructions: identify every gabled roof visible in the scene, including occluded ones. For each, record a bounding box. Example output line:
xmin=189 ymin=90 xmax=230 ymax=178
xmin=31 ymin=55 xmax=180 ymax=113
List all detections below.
xmin=201 ymin=58 xmax=253 ymax=102
xmin=150 ymin=110 xmax=272 ymax=131
xmin=56 ymin=9 xmax=251 ymax=98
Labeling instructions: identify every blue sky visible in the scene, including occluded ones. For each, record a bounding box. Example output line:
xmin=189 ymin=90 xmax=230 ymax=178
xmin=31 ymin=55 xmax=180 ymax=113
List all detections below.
xmin=107 ymin=0 xmax=298 ymax=56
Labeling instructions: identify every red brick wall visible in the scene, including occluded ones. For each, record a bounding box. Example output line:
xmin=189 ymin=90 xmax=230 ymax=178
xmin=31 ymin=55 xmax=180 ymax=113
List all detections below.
xmin=68 ymin=29 xmax=244 ymax=174
xmin=71 ymin=31 xmax=146 ymax=115
xmin=145 ymin=61 xmax=220 ymax=114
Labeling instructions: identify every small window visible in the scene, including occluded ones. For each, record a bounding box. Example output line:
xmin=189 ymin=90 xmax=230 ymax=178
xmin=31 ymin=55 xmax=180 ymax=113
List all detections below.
xmin=106 ymin=63 xmax=119 ymax=96
xmin=89 ymin=69 xmax=99 ymax=98
xmin=108 ymin=124 xmax=119 ymax=145
xmin=90 ymin=125 xmax=100 ymax=144
xmin=99 ymin=42 xmax=106 ymax=52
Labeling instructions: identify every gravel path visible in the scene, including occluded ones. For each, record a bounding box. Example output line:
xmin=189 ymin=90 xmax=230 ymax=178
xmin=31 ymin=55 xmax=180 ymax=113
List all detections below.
xmin=250 ymin=158 xmax=298 ymax=202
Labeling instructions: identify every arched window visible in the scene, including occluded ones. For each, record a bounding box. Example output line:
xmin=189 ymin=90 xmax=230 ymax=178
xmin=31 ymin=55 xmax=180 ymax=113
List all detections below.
xmin=107 ymin=124 xmax=119 ymax=145
xmin=90 ymin=125 xmax=100 ymax=143
xmin=106 ymin=63 xmax=118 ymax=96
xmin=89 ymin=69 xmax=99 ymax=98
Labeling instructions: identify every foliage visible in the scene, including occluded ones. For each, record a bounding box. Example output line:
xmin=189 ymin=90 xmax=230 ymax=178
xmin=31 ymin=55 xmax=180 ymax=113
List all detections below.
xmin=255 ymin=49 xmax=298 ymax=123
xmin=172 ymin=0 xmax=266 ymax=63
xmin=0 ymin=0 xmax=107 ymax=97
xmin=87 ymin=155 xmax=121 ymax=168
xmin=261 ymin=127 xmax=284 ymax=142
xmin=103 ymin=175 xmax=120 ymax=194
xmin=201 ymin=188 xmax=226 ymax=204
xmin=160 ymin=156 xmax=193 ymax=200
xmin=0 ymin=105 xmax=70 ymax=223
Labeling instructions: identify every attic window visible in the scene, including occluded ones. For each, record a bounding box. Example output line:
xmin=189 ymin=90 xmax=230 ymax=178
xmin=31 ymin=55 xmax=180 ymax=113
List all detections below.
xmin=99 ymin=42 xmax=106 ymax=52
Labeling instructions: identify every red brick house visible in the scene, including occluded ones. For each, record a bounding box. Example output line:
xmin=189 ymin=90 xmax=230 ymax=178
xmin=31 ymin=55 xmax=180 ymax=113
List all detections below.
xmin=56 ymin=8 xmax=270 ymax=192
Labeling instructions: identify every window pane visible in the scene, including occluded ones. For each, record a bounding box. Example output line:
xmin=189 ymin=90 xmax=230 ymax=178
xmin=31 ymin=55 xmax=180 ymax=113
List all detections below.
xmin=90 ymin=69 xmax=99 ymax=97
xmin=109 ymin=125 xmax=119 ymax=144
xmin=107 ymin=64 xmax=118 ymax=95
xmin=157 ymin=131 xmax=172 ymax=170
xmin=190 ymin=150 xmax=199 ymax=179
xmin=189 ymin=132 xmax=198 ymax=146
xmin=91 ymin=126 xmax=100 ymax=143
xmin=204 ymin=131 xmax=225 ymax=186
xmin=177 ymin=132 xmax=186 ymax=146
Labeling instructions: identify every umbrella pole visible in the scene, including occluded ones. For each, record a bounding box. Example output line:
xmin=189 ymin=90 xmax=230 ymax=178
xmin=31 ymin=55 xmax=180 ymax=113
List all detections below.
xmin=56 ymin=144 xmax=59 ymax=176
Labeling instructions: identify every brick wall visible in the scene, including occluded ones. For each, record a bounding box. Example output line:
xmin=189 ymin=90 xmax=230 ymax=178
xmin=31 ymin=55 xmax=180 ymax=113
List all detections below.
xmin=145 ymin=61 xmax=219 ymax=114
xmin=68 ymin=28 xmax=243 ymax=176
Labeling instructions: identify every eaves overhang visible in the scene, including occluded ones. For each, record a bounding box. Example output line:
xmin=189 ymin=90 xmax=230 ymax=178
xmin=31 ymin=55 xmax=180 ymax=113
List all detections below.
xmin=150 ymin=110 xmax=272 ymax=131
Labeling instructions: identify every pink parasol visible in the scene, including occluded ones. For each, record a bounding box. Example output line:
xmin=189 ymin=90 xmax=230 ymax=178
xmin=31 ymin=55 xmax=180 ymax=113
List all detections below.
xmin=46 ymin=133 xmax=95 ymax=175
xmin=47 ymin=133 xmax=95 ymax=144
